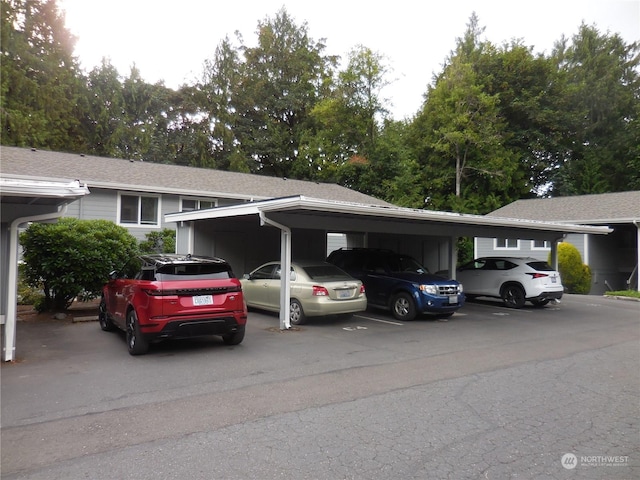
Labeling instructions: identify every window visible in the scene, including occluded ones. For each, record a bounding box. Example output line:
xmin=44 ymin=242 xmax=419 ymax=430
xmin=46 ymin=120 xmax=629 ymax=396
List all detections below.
xmin=119 ymin=194 xmax=160 ymax=226
xmin=494 ymin=238 xmax=519 ymax=250
xmin=181 ymin=198 xmax=216 ymax=211
xmin=531 ymin=240 xmax=550 ymax=250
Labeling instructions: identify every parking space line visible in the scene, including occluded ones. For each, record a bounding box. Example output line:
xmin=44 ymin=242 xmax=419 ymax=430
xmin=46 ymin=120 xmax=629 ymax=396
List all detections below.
xmin=354 ymin=314 xmax=404 ymax=326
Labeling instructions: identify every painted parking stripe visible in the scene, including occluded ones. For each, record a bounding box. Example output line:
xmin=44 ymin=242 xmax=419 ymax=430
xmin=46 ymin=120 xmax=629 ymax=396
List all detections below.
xmin=354 ymin=314 xmax=404 ymax=326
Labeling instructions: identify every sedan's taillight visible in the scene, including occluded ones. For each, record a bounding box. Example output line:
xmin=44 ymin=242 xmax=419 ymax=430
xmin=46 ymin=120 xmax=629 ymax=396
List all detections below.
xmin=360 ymin=284 xmax=366 ymax=294
xmin=526 ymin=273 xmax=549 ymax=279
xmin=312 ymin=285 xmax=329 ymax=296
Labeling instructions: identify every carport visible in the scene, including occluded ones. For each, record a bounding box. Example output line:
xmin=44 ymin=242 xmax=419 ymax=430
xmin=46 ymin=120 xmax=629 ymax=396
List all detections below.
xmin=1 ymin=177 xmax=90 ymax=362
xmin=165 ymin=195 xmax=612 ymax=330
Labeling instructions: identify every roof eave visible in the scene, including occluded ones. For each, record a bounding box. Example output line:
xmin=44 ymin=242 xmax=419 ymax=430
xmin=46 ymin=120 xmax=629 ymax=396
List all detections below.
xmin=0 ymin=177 xmax=90 ymax=199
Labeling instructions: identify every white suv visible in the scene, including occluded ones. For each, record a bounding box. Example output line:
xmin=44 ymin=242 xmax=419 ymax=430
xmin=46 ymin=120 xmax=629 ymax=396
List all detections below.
xmin=456 ymin=257 xmax=563 ymax=308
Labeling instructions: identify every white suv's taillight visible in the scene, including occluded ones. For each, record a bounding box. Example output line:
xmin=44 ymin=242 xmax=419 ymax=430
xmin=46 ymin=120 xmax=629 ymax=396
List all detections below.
xmin=526 ymin=273 xmax=549 ymax=279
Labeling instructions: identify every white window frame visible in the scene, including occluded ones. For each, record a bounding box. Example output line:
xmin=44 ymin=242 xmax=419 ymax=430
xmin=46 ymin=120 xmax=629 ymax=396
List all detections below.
xmin=531 ymin=240 xmax=551 ymax=250
xmin=494 ymin=238 xmax=520 ymax=250
xmin=180 ymin=197 xmax=218 ymax=212
xmin=117 ymin=192 xmax=161 ymax=228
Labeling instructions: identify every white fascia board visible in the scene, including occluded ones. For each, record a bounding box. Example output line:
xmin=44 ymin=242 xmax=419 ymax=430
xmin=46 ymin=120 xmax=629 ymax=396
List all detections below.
xmin=165 ymin=196 xmax=307 ymax=223
xmin=0 ymin=177 xmax=90 ymax=198
xmin=554 ymin=218 xmax=640 ymax=225
xmin=267 ymin=196 xmax=612 ymax=235
xmin=165 ymin=201 xmax=263 ymax=222
xmin=166 ymin=195 xmax=612 ymax=236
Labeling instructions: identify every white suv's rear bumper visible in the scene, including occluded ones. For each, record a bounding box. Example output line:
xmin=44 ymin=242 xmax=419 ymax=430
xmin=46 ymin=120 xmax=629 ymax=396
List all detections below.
xmin=527 ymin=290 xmax=563 ymax=302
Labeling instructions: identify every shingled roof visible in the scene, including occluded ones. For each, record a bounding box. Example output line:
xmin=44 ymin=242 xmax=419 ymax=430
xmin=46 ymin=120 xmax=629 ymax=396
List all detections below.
xmin=0 ymin=147 xmax=391 ymax=206
xmin=488 ymin=191 xmax=640 ymax=224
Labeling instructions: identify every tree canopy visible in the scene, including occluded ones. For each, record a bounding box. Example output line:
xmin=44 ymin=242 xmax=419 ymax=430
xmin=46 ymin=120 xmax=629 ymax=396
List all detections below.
xmin=2 ymin=1 xmax=638 ymax=214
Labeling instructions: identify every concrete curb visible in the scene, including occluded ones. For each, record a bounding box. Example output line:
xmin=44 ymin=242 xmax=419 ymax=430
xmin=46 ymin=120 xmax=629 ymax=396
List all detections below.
xmin=603 ymin=295 xmax=640 ymax=302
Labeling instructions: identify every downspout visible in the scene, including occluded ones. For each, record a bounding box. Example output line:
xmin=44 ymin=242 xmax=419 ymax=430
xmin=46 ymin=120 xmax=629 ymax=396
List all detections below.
xmin=3 ymin=205 xmax=69 ymax=362
xmin=259 ymin=212 xmax=292 ymax=330
xmin=550 ymin=234 xmax=566 ymax=272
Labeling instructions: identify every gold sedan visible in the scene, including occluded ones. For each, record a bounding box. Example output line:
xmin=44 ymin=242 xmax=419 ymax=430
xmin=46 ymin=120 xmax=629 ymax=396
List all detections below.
xmin=241 ymin=261 xmax=367 ymax=325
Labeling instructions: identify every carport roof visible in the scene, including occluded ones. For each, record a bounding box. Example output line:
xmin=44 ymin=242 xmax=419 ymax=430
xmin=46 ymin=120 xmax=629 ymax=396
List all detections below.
xmin=165 ymin=195 xmax=612 ymax=240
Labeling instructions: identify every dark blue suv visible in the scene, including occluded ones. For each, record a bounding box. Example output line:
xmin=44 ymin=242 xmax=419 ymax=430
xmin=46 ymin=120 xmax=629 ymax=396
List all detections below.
xmin=327 ymin=248 xmax=464 ymax=321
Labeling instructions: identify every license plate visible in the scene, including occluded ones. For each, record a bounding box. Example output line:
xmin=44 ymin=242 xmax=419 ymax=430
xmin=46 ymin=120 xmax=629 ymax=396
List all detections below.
xmin=551 ymin=277 xmax=557 ymax=283
xmin=448 ymin=295 xmax=458 ymax=304
xmin=193 ymin=295 xmax=214 ymax=306
xmin=337 ymin=289 xmax=352 ymax=299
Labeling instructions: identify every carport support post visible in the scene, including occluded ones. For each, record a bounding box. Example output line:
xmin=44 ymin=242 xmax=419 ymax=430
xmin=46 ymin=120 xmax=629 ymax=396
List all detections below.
xmin=259 ymin=212 xmax=292 ymax=330
xmin=279 ymin=229 xmax=292 ymax=330
xmin=3 ymin=206 xmax=68 ymax=362
xmin=449 ymin=236 xmax=458 ymax=279
xmin=549 ymin=236 xmax=564 ymax=271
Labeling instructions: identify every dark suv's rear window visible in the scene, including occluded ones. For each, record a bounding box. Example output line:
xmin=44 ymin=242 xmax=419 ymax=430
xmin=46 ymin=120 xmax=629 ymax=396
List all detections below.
xmin=526 ymin=261 xmax=554 ymax=271
xmin=155 ymin=263 xmax=234 ymax=280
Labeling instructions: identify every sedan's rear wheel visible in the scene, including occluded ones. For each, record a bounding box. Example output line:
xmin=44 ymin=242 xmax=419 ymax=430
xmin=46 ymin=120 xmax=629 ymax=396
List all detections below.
xmin=126 ymin=309 xmax=149 ymax=355
xmin=289 ymin=299 xmax=306 ymax=325
xmin=392 ymin=292 xmax=417 ymax=321
xmin=501 ymin=284 xmax=526 ymax=309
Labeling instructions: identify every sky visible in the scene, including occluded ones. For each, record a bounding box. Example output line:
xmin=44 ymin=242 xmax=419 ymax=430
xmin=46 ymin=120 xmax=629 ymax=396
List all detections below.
xmin=57 ymin=0 xmax=639 ymax=120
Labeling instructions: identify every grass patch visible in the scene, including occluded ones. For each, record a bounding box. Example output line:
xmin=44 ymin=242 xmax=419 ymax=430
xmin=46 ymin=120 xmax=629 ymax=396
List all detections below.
xmin=604 ymin=290 xmax=640 ymax=299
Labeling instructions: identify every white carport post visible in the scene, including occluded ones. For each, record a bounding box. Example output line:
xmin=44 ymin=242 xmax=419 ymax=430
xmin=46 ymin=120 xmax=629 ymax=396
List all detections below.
xmin=259 ymin=213 xmax=292 ymax=330
xmin=449 ymin=236 xmax=458 ymax=279
xmin=634 ymin=221 xmax=640 ymax=291
xmin=3 ymin=205 xmax=68 ymax=362
xmin=549 ymin=235 xmax=565 ymax=271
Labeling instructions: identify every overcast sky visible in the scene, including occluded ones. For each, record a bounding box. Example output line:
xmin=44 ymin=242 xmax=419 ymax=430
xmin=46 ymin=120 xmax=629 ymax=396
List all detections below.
xmin=58 ymin=0 xmax=639 ymax=119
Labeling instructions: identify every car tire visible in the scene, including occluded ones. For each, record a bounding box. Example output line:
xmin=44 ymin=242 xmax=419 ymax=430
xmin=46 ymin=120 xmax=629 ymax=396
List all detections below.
xmin=290 ymin=299 xmax=306 ymax=325
xmin=501 ymin=284 xmax=526 ymax=309
xmin=222 ymin=328 xmax=245 ymax=345
xmin=530 ymin=299 xmax=550 ymax=307
xmin=391 ymin=292 xmax=417 ymax=321
xmin=126 ymin=309 xmax=149 ymax=355
xmin=98 ymin=297 xmax=115 ymax=331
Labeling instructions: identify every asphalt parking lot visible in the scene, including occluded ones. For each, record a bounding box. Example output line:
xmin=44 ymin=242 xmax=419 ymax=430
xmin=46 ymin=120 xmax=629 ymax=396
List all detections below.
xmin=2 ymin=294 xmax=639 ymax=479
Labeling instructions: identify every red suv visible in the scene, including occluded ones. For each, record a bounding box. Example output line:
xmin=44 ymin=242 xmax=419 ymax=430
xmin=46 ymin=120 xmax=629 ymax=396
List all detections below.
xmin=99 ymin=254 xmax=247 ymax=355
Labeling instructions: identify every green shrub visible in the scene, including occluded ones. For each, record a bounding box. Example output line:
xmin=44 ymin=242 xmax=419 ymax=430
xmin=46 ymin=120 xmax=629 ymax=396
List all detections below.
xmin=139 ymin=228 xmax=176 ymax=254
xmin=551 ymin=242 xmax=592 ymax=294
xmin=457 ymin=237 xmax=474 ymax=266
xmin=17 ymin=264 xmax=44 ymax=306
xmin=20 ymin=218 xmax=140 ymax=311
